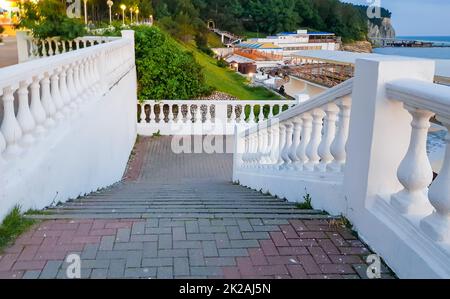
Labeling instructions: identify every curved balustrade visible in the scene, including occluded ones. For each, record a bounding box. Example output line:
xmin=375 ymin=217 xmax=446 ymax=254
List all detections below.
xmin=0 ymin=33 xmax=134 ymax=161
xmin=386 ymin=79 xmax=450 ymax=242
xmin=236 ymin=79 xmax=353 ymax=173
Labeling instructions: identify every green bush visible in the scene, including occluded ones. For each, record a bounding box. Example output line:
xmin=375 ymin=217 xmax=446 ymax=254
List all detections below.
xmin=217 ymin=59 xmax=228 ymax=68
xmin=133 ymin=25 xmax=213 ymax=100
xmin=18 ymin=0 xmax=86 ymax=40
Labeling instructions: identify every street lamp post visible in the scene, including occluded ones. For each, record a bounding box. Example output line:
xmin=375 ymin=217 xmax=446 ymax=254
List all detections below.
xmin=120 ymin=4 xmax=126 ymax=25
xmin=129 ymin=8 xmax=133 ymax=24
xmin=83 ymin=0 xmax=88 ymax=25
xmin=107 ymin=0 xmax=113 ymax=24
xmin=135 ymin=8 xmax=139 ymax=24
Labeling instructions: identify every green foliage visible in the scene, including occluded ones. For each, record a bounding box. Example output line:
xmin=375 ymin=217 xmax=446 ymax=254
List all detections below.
xmin=133 ymin=25 xmax=213 ymax=99
xmin=0 ymin=206 xmax=36 ymax=252
xmin=296 ymin=192 xmax=313 ymax=210
xmin=217 ymin=58 xmax=228 ymax=68
xmin=18 ymin=0 xmax=87 ymax=40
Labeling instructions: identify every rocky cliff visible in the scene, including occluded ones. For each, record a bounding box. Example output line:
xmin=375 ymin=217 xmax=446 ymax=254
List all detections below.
xmin=368 ymin=17 xmax=396 ymax=39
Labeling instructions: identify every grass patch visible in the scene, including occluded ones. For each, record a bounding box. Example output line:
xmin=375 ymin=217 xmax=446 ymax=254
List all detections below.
xmin=179 ymin=42 xmax=280 ymax=100
xmin=0 ymin=206 xmax=37 ymax=252
xmin=24 ymin=209 xmax=53 ymax=216
xmin=207 ymin=32 xmax=223 ymax=48
xmin=296 ymin=192 xmax=313 ymax=210
xmin=152 ymin=130 xmax=162 ymax=137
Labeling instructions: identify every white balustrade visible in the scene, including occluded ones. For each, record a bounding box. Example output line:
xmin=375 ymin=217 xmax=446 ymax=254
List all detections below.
xmin=328 ymin=96 xmax=351 ymax=172
xmin=1 ymin=31 xmax=135 ymax=162
xmin=137 ymin=100 xmax=294 ymax=136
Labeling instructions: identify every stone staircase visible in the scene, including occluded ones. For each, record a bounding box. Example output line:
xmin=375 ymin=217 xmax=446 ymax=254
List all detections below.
xmin=28 ymin=181 xmax=333 ymax=220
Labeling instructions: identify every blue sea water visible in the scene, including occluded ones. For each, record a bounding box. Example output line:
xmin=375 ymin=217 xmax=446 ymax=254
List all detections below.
xmin=373 ymin=36 xmax=450 ymax=59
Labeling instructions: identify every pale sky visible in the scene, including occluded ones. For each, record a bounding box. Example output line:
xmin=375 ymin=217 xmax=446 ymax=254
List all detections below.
xmin=342 ymin=0 xmax=450 ymax=36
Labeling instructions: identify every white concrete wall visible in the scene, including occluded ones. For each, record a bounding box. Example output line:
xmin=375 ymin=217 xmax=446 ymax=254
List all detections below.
xmin=0 ymin=67 xmax=137 ymax=220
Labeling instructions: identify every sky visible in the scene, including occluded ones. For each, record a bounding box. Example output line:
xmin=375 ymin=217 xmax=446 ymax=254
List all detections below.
xmin=342 ymin=0 xmax=450 ymax=36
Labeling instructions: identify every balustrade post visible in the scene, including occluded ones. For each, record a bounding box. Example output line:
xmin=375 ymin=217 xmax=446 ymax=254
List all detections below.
xmin=276 ymin=124 xmax=287 ymax=168
xmin=238 ymin=105 xmax=245 ymax=123
xmin=194 ymin=105 xmax=201 ymax=124
xmin=305 ymin=108 xmax=325 ymax=171
xmin=40 ymin=73 xmax=57 ymax=127
xmin=421 ymin=118 xmax=450 ymax=242
xmin=257 ymin=105 xmax=264 ymax=123
xmin=1 ymin=87 xmax=23 ymax=156
xmin=288 ymin=117 xmax=302 ymax=168
xmin=229 ymin=105 xmax=236 ymax=124
xmin=328 ymin=96 xmax=351 ymax=172
xmin=51 ymin=69 xmax=65 ymax=120
xmin=59 ymin=66 xmax=72 ymax=115
xmin=149 ymin=103 xmax=156 ymax=123
xmin=168 ymin=104 xmax=174 ymax=124
xmin=66 ymin=64 xmax=79 ymax=110
xmin=17 ymin=81 xmax=36 ymax=145
xmin=139 ymin=103 xmax=147 ymax=123
xmin=280 ymin=122 xmax=293 ymax=169
xmin=295 ymin=113 xmax=312 ymax=170
xmin=185 ymin=104 xmax=192 ymax=123
xmin=29 ymin=77 xmax=47 ymax=137
xmin=391 ymin=107 xmax=435 ymax=214
xmin=317 ymin=103 xmax=339 ymax=172
xmin=248 ymin=105 xmax=255 ymax=124
xmin=269 ymin=123 xmax=280 ymax=165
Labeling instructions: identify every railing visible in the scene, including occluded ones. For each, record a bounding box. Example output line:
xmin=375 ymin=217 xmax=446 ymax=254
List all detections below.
xmin=1 ymin=31 xmax=134 ymax=160
xmin=137 ymin=99 xmax=296 ymax=136
xmin=16 ymin=31 xmax=120 ymax=63
xmin=386 ymin=79 xmax=450 ymax=242
xmin=232 ymin=57 xmax=450 ymax=278
xmin=235 ymin=78 xmax=353 ymax=172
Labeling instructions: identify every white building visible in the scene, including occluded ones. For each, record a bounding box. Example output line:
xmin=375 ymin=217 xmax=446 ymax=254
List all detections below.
xmin=237 ymin=29 xmax=338 ymax=57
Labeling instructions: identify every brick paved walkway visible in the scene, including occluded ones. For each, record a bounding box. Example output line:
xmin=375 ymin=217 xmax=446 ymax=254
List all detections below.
xmin=0 ymin=136 xmax=395 ymax=279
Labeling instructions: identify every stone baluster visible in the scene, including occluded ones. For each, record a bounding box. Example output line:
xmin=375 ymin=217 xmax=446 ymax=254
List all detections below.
xmin=205 ymin=105 xmax=212 ymax=124
xmin=263 ymin=126 xmax=273 ymax=167
xmin=194 ymin=105 xmax=201 ymax=123
xmin=16 ymin=81 xmax=36 ymax=145
xmin=58 ymin=66 xmax=72 ymax=115
xmin=149 ymin=103 xmax=156 ymax=123
xmin=29 ymin=77 xmax=47 ymax=137
xmin=257 ymin=105 xmax=264 ymax=123
xmin=280 ymin=122 xmax=293 ymax=169
xmin=139 ymin=103 xmax=147 ymax=123
xmin=41 ymin=40 xmax=48 ymax=57
xmin=295 ymin=113 xmax=313 ymax=170
xmin=1 ymin=87 xmax=23 ymax=156
xmin=61 ymin=41 xmax=67 ymax=53
xmin=276 ymin=124 xmax=287 ymax=168
xmin=73 ymin=62 xmax=86 ymax=103
xmin=288 ymin=117 xmax=302 ymax=168
xmin=66 ymin=64 xmax=79 ymax=109
xmin=238 ymin=105 xmax=245 ymax=123
xmin=154 ymin=104 xmax=161 ymax=123
xmin=40 ymin=73 xmax=57 ymax=127
xmin=259 ymin=126 xmax=269 ymax=166
xmin=229 ymin=104 xmax=236 ymax=124
xmin=268 ymin=105 xmax=274 ymax=118
xmin=249 ymin=133 xmax=258 ymax=167
xmin=0 ymin=131 xmax=5 ymax=158
xmin=248 ymin=105 xmax=255 ymax=124
xmin=305 ymin=108 xmax=325 ymax=171
xmin=47 ymin=40 xmax=54 ymax=56
xmin=421 ymin=117 xmax=450 ymax=242
xmin=54 ymin=39 xmax=60 ymax=55
xmin=79 ymin=60 xmax=92 ymax=98
xmin=185 ymin=104 xmax=192 ymax=123
xmin=391 ymin=107 xmax=435 ymax=214
xmin=50 ymin=69 xmax=65 ymax=120
xmin=168 ymin=104 xmax=174 ymax=124
xmin=328 ymin=97 xmax=352 ymax=172
xmin=269 ymin=124 xmax=280 ymax=165
xmin=317 ymin=103 xmax=339 ymax=172
xmin=241 ymin=135 xmax=249 ymax=167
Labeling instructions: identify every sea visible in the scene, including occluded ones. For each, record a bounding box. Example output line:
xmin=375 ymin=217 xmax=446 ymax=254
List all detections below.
xmin=373 ymin=36 xmax=450 ymax=170
xmin=373 ymin=36 xmax=450 ymax=59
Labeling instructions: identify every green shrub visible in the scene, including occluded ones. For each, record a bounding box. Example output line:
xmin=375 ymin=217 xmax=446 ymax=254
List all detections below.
xmin=18 ymin=0 xmax=86 ymax=40
xmin=217 ymin=59 xmax=228 ymax=68
xmin=133 ymin=25 xmax=213 ymax=100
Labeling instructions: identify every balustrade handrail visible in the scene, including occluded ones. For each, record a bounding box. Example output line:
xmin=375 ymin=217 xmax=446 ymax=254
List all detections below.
xmin=140 ymin=99 xmax=295 ymax=105
xmin=386 ymin=79 xmax=450 ymax=117
xmin=0 ymin=38 xmax=130 ymax=94
xmin=242 ymin=77 xmax=354 ymax=136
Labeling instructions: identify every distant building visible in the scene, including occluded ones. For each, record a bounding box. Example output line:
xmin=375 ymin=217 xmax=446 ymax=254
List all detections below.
xmin=236 ymin=29 xmax=339 ymax=57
